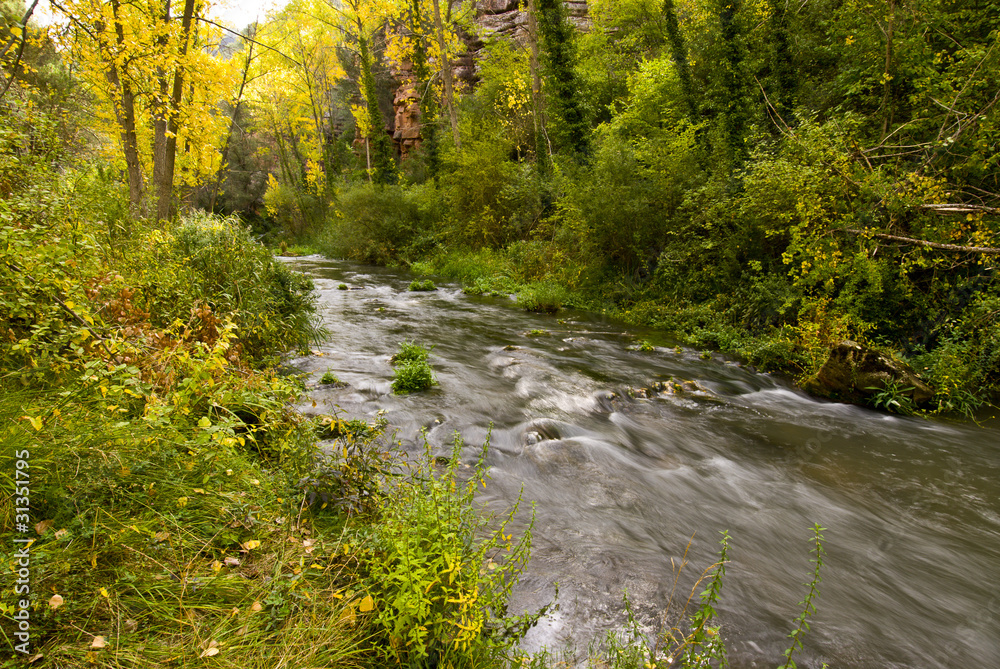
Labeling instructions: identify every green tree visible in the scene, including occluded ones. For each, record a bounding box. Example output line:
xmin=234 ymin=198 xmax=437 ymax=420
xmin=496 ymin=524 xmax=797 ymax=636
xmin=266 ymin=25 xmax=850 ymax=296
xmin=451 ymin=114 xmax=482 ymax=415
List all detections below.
xmin=535 ymin=0 xmax=590 ymax=159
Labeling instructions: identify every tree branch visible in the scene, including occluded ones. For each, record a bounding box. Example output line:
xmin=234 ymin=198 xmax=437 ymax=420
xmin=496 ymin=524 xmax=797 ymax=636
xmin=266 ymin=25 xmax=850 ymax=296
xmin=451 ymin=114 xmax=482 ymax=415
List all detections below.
xmin=843 ymin=229 xmax=1000 ymax=255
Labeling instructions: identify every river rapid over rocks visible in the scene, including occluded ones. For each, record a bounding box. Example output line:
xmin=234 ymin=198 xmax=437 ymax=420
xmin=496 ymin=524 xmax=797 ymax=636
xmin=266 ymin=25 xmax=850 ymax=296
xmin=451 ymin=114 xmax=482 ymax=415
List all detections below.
xmin=282 ymin=255 xmax=1000 ymax=669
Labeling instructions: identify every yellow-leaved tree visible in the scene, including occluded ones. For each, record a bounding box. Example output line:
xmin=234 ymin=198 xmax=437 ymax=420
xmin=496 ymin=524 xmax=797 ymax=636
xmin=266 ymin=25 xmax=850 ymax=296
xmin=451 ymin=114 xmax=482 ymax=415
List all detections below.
xmin=53 ymin=0 xmax=236 ymax=220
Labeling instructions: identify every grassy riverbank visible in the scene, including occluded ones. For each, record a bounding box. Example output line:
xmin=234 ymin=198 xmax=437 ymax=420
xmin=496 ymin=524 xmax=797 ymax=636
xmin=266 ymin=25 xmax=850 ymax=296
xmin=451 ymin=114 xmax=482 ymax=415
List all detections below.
xmin=0 ymin=203 xmax=540 ymax=666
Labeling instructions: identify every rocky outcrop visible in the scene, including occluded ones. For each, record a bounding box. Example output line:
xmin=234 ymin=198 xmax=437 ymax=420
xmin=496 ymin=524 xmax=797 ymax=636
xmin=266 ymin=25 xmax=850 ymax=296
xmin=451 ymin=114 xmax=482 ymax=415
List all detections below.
xmin=389 ymin=0 xmax=589 ymax=157
xmin=805 ymin=340 xmax=934 ymax=406
xmin=392 ymin=77 xmax=423 ymax=159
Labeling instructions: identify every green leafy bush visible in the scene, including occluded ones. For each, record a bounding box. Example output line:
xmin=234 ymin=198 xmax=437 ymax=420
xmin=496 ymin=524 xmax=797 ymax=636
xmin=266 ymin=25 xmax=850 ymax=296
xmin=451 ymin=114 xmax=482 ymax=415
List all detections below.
xmin=118 ymin=213 xmax=320 ymax=365
xmin=516 ymin=281 xmax=567 ymax=312
xmin=320 ymin=370 xmax=340 ymax=385
xmin=316 ymin=182 xmax=440 ymax=265
xmin=391 ymin=360 xmax=436 ymax=394
xmin=409 ymin=278 xmax=437 ymax=291
xmin=390 ymin=340 xmax=431 ymax=365
xmin=364 ymin=436 xmax=533 ymax=666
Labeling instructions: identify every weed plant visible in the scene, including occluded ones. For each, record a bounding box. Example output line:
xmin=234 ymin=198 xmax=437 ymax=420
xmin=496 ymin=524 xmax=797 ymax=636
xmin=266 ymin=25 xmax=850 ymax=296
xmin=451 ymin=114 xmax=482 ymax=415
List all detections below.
xmin=409 ymin=279 xmax=437 ymax=291
xmin=390 ymin=340 xmax=432 ymax=365
xmin=388 ymin=341 xmax=436 ymax=394
xmin=361 ymin=434 xmax=535 ymax=667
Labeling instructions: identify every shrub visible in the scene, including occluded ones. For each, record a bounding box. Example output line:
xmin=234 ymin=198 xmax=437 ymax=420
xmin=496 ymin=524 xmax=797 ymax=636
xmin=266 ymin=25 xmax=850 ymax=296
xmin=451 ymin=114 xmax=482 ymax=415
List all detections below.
xmin=117 ymin=213 xmax=320 ymax=365
xmin=316 ymin=183 xmax=439 ymax=265
xmin=517 ymin=281 xmax=567 ymax=312
xmin=390 ymin=340 xmax=431 ymax=365
xmin=364 ymin=436 xmax=534 ymax=666
xmin=391 ymin=360 xmax=436 ymax=394
xmin=409 ymin=278 xmax=437 ymax=291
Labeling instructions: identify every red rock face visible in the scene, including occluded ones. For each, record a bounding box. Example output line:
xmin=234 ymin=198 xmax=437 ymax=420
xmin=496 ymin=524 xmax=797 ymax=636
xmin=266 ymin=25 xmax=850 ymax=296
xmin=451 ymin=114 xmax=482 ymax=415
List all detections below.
xmin=393 ymin=80 xmax=423 ymax=159
xmin=388 ymin=0 xmax=589 ymax=159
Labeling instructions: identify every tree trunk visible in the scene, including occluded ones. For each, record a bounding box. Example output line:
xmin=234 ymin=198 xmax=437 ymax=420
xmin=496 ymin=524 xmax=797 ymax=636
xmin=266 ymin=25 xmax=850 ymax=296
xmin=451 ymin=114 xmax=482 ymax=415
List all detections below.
xmin=432 ymin=0 xmax=460 ymax=150
xmin=155 ymin=0 xmax=196 ymax=222
xmin=527 ymin=0 xmax=549 ymax=170
xmin=152 ymin=1 xmax=172 ymax=212
xmin=103 ymin=0 xmax=145 ymax=215
xmin=210 ymin=34 xmax=255 ymax=212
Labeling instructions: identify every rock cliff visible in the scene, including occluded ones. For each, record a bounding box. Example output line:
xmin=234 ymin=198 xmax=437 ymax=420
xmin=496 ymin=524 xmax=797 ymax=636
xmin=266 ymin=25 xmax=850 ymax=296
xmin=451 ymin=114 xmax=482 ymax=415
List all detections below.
xmin=391 ymin=0 xmax=589 ymax=157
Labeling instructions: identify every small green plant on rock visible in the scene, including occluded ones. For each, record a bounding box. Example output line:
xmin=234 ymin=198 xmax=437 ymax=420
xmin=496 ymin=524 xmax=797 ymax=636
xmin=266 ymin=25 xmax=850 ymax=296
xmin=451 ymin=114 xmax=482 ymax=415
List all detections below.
xmin=866 ymin=379 xmax=916 ymax=415
xmin=409 ymin=278 xmax=437 ymax=291
xmin=391 ymin=360 xmax=436 ymax=393
xmin=638 ymin=340 xmax=655 ymax=352
xmin=517 ymin=282 xmax=567 ymax=312
xmin=389 ymin=341 xmax=435 ymax=393
xmin=390 ymin=340 xmax=431 ymax=365
xmin=320 ymin=370 xmax=340 ymax=385
xmin=338 ymin=283 xmax=348 ymax=290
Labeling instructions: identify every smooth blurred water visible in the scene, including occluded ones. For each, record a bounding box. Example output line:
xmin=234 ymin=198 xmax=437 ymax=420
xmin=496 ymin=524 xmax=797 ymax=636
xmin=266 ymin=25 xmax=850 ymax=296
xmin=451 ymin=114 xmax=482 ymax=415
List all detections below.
xmin=284 ymin=255 xmax=1000 ymax=668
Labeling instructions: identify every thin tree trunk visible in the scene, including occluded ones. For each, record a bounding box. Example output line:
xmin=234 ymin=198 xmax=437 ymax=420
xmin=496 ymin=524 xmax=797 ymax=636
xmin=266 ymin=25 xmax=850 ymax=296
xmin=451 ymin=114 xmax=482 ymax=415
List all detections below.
xmin=527 ymin=0 xmax=548 ymax=170
xmin=156 ymin=0 xmax=196 ymax=222
xmin=432 ymin=0 xmax=460 ymax=150
xmin=880 ymin=0 xmax=896 ymax=141
xmin=210 ymin=35 xmax=255 ymax=212
xmin=102 ymin=0 xmax=145 ymax=215
xmin=152 ymin=1 xmax=172 ymax=208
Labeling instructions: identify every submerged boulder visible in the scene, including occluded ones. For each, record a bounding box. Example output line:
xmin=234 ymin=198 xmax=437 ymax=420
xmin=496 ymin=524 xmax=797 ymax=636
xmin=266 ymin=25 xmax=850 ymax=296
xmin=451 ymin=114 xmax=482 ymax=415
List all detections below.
xmin=806 ymin=340 xmax=934 ymax=406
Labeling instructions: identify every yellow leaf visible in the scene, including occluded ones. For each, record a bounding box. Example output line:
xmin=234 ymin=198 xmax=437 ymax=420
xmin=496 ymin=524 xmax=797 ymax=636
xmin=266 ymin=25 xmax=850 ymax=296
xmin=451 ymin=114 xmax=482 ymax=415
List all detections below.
xmin=177 ymin=497 xmax=189 ymax=507
xmin=242 ymin=540 xmax=261 ymax=550
xmin=340 ymin=606 xmax=356 ymax=625
xmin=10 ymin=26 xmax=22 ymax=37
xmin=99 ymin=587 xmax=109 ymax=598
xmin=358 ymin=595 xmax=374 ymax=613
xmin=212 ymin=560 xmax=222 ymax=573
xmin=23 ymin=415 xmax=42 ymax=431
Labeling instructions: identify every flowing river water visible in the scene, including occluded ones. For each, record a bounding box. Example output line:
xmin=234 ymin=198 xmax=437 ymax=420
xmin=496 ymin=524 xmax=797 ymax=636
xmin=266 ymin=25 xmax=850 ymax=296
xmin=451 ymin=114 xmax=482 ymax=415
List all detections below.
xmin=282 ymin=255 xmax=1000 ymax=668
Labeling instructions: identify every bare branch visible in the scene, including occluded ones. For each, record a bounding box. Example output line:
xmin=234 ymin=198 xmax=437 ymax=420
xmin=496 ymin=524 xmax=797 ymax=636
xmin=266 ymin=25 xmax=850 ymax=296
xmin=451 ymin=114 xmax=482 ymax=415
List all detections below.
xmin=843 ymin=229 xmax=1000 ymax=255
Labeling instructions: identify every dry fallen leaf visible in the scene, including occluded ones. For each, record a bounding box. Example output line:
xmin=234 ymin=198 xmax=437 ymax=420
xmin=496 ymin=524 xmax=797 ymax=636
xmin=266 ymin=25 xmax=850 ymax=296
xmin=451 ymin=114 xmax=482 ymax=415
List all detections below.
xmin=91 ymin=636 xmax=106 ymax=650
xmin=27 ymin=653 xmax=43 ymax=664
xmin=359 ymin=595 xmax=374 ymax=613
xmin=250 ymin=601 xmax=262 ymax=612
xmin=48 ymin=594 xmax=64 ymax=610
xmin=54 ymin=528 xmax=67 ymax=539
xmin=199 ymin=647 xmax=219 ymax=658
xmin=241 ymin=540 xmax=260 ymax=551
xmin=223 ymin=556 xmax=240 ymax=567
xmin=35 ymin=519 xmax=54 ymax=535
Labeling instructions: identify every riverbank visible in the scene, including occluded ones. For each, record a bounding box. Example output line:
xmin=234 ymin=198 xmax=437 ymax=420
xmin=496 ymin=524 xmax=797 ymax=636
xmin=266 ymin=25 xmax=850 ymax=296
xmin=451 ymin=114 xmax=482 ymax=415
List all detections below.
xmin=0 ymin=213 xmax=543 ymax=667
xmin=302 ymin=232 xmax=995 ymax=420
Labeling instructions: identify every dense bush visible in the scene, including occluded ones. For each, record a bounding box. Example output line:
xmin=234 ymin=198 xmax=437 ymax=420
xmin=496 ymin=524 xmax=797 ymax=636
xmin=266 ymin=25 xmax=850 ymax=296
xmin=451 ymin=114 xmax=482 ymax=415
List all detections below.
xmin=316 ymin=182 xmax=440 ymax=265
xmin=116 ymin=213 xmax=320 ymax=365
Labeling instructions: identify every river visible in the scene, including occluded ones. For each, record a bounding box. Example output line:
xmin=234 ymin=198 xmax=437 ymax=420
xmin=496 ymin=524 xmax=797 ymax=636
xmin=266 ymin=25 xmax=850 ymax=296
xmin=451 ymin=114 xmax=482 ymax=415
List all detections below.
xmin=283 ymin=255 xmax=1000 ymax=668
